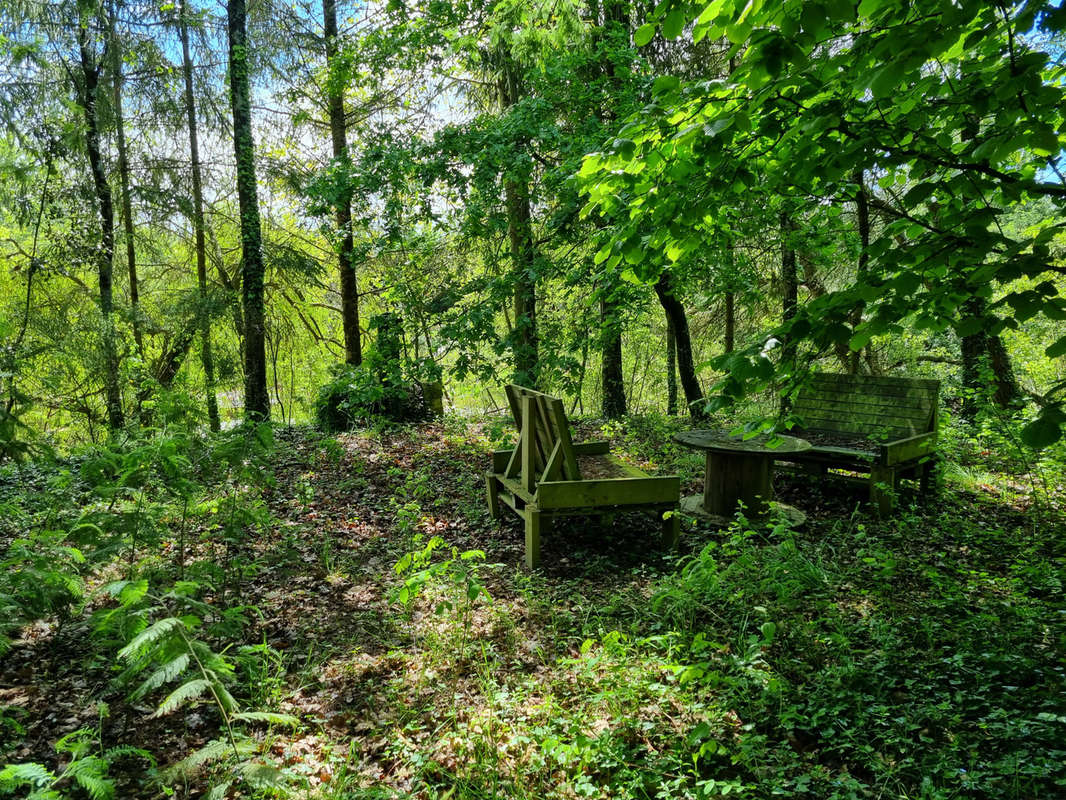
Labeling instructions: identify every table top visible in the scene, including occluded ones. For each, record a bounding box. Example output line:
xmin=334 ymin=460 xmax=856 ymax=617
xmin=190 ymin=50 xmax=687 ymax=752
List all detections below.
xmin=673 ymin=429 xmax=812 ymax=455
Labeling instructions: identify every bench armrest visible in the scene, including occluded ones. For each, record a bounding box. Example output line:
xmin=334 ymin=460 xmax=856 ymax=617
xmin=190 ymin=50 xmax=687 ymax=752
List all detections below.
xmin=879 ymin=432 xmax=937 ymax=466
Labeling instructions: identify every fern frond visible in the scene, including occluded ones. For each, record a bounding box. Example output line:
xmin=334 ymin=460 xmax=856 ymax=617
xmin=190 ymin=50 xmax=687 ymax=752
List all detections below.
xmin=164 ymin=738 xmax=257 ymax=779
xmin=131 ymin=653 xmax=190 ymax=700
xmin=212 ymin=682 xmax=239 ymax=714
xmin=238 ymin=762 xmax=292 ymax=793
xmin=230 ymin=711 xmax=300 ymax=728
xmin=0 ymin=761 xmax=55 ymax=788
xmin=203 ymin=781 xmax=232 ymax=800
xmin=103 ymin=745 xmax=154 ymax=766
xmin=152 ymin=677 xmax=210 ymax=717
xmin=118 ymin=617 xmax=184 ymax=661
xmin=67 ymin=758 xmax=115 ymax=800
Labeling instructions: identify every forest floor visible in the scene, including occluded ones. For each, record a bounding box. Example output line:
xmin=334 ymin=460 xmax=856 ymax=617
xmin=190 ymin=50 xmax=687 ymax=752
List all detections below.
xmin=2 ymin=416 xmax=1064 ymax=799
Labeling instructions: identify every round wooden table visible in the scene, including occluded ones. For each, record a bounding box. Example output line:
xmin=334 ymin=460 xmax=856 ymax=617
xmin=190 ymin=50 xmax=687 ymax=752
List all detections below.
xmin=672 ymin=430 xmax=811 ymax=523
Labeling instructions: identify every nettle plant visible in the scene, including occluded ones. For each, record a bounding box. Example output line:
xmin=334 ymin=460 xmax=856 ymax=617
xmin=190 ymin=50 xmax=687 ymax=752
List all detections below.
xmin=393 ymin=535 xmax=491 ymax=661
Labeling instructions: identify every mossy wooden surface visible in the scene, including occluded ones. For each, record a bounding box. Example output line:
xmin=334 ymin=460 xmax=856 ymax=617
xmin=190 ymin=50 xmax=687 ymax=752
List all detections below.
xmin=780 ymin=372 xmax=940 ymax=513
xmin=486 ymin=385 xmax=680 ymax=568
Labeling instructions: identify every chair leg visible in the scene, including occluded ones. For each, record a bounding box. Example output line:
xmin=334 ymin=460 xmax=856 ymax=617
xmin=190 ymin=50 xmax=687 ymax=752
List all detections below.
xmin=661 ymin=512 xmax=680 ymax=551
xmin=485 ymin=473 xmax=501 ymax=521
xmin=524 ymin=507 xmax=546 ymax=570
xmin=869 ymin=467 xmax=898 ymax=516
xmin=919 ymin=457 xmax=937 ymax=496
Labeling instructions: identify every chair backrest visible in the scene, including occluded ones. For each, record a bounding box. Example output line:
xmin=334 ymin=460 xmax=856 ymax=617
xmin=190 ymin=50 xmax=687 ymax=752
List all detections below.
xmin=793 ymin=373 xmax=940 ymax=440
xmin=503 ymin=385 xmax=581 ymax=492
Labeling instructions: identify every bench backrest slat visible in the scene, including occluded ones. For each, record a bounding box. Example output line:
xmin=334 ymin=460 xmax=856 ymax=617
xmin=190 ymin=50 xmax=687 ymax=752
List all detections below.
xmin=505 ymin=385 xmax=581 ymax=485
xmin=794 ymin=373 xmax=939 ymax=440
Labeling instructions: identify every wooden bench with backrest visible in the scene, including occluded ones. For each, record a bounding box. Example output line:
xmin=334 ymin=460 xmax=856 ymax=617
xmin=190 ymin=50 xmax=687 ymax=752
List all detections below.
xmin=486 ymin=385 xmax=680 ymax=568
xmin=775 ymin=373 xmax=940 ymax=514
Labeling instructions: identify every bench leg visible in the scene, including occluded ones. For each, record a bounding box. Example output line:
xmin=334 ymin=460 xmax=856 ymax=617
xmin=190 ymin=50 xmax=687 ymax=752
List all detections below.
xmin=919 ymin=457 xmax=937 ymax=496
xmin=524 ymin=507 xmax=547 ymax=570
xmin=869 ymin=467 xmax=899 ymax=516
xmin=485 ymin=473 xmax=501 ymax=521
xmin=661 ymin=511 xmax=680 ymax=551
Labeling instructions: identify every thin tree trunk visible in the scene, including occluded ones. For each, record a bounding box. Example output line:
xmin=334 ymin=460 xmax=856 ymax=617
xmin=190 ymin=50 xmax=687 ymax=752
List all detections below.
xmin=654 ymin=272 xmax=706 ymax=420
xmin=78 ymin=9 xmax=124 ymax=430
xmin=108 ymin=1 xmax=142 ymax=358
xmin=498 ymin=60 xmax=538 ymax=387
xmin=600 ymin=296 xmax=626 ymax=418
xmin=800 ymin=253 xmax=851 ymax=370
xmin=850 ymin=170 xmax=870 ymax=375
xmin=960 ymin=297 xmax=1021 ymax=420
xmin=323 ymin=0 xmax=361 ymax=365
xmin=780 ymin=212 xmax=797 ymax=414
xmin=180 ymin=0 xmax=220 ymax=430
xmin=724 ymin=292 xmax=735 ymax=353
xmin=227 ymin=0 xmax=269 ymax=421
xmin=596 ymin=0 xmax=628 ymax=416
xmin=666 ymin=317 xmax=678 ymax=415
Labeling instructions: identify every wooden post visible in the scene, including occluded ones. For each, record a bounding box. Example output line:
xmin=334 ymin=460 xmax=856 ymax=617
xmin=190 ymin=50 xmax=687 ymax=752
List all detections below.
xmin=485 ymin=474 xmax=500 ymax=520
xmin=869 ymin=466 xmax=898 ymax=516
xmin=704 ymin=452 xmax=772 ymax=519
xmin=525 ymin=507 xmax=545 ymax=569
xmin=661 ymin=512 xmax=680 ymax=550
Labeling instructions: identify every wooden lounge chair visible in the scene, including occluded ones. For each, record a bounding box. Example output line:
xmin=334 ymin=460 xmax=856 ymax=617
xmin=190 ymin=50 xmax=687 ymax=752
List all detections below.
xmin=486 ymin=385 xmax=681 ymax=568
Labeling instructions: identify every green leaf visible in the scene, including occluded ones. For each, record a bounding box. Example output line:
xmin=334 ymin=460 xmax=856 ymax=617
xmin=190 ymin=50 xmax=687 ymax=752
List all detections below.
xmin=1046 ymin=335 xmax=1066 ymax=359
xmin=152 ymin=678 xmax=211 ymax=717
xmin=118 ymin=617 xmax=183 ymax=661
xmin=1021 ymin=411 xmax=1064 ymax=449
xmin=633 ymin=22 xmax=656 ymax=46
xmin=662 ymin=9 xmax=686 ymax=39
xmin=231 ymin=711 xmax=301 ymax=727
xmin=1031 ymin=126 xmax=1060 ymax=157
xmin=652 ymin=75 xmax=681 ymax=96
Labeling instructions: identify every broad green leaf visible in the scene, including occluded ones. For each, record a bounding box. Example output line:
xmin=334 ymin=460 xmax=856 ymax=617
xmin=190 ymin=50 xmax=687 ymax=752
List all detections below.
xmin=653 ymin=75 xmax=681 ymax=96
xmin=663 ymin=10 xmax=686 ymax=40
xmin=1046 ymin=334 xmax=1066 ymax=359
xmin=633 ymin=22 xmax=656 ymax=46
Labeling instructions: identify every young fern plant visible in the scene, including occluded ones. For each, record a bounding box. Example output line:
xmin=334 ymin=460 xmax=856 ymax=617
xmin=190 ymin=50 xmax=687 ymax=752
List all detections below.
xmin=99 ymin=579 xmax=300 ymax=796
xmin=0 ymin=725 xmax=152 ymax=800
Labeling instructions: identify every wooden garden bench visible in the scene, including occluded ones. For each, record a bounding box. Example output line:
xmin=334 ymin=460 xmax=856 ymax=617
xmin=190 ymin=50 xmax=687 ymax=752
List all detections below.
xmin=486 ymin=385 xmax=680 ymax=569
xmin=776 ymin=373 xmax=940 ymax=514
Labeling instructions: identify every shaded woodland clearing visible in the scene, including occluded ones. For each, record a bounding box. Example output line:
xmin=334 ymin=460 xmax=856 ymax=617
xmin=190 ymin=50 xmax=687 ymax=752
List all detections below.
xmin=2 ymin=418 xmax=1063 ymax=799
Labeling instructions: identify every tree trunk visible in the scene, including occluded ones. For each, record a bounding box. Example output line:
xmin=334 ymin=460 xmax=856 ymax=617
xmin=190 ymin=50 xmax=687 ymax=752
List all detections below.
xmin=654 ymin=272 xmax=706 ymax=420
xmin=108 ymin=0 xmax=142 ymax=358
xmin=77 ymin=9 xmax=124 ymax=430
xmin=498 ymin=61 xmax=537 ymax=387
xmin=596 ymin=0 xmax=628 ymax=416
xmin=180 ymin=0 xmax=220 ymax=431
xmin=960 ymin=297 xmax=1021 ymax=420
xmin=724 ymin=292 xmax=735 ymax=353
xmin=850 ymin=170 xmax=870 ymax=375
xmin=666 ymin=317 xmax=678 ymax=415
xmin=600 ymin=296 xmax=626 ymax=418
xmin=323 ymin=0 xmax=362 ymax=366
xmin=800 ymin=253 xmax=851 ymax=370
xmin=227 ymin=0 xmax=269 ymax=421
xmin=780 ymin=212 xmax=797 ymax=414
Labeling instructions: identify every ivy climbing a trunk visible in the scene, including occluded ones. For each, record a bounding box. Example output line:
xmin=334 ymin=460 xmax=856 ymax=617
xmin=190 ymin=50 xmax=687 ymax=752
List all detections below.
xmin=226 ymin=0 xmax=269 ymax=421
xmin=77 ymin=4 xmax=124 ymax=430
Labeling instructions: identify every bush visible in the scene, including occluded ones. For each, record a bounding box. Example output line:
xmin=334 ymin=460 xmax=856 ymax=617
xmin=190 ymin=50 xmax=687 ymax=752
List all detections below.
xmin=313 ymin=352 xmax=440 ymax=432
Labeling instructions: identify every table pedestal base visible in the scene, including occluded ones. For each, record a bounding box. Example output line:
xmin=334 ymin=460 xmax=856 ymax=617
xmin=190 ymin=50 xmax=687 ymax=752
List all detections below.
xmin=680 ymin=495 xmax=807 ymax=528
